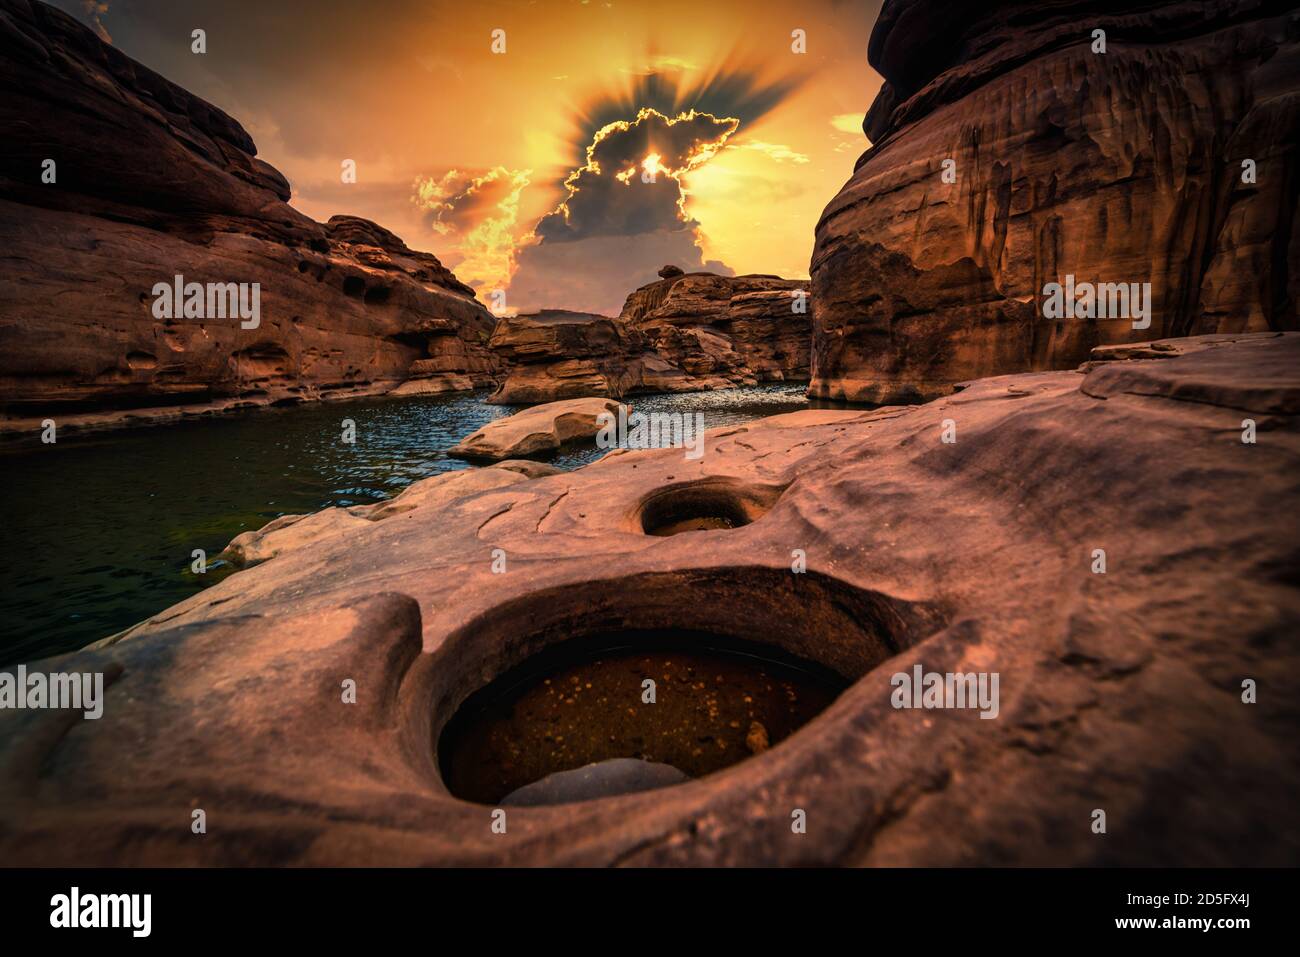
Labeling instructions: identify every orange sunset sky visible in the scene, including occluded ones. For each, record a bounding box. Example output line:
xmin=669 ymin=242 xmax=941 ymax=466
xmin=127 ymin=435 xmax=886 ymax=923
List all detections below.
xmin=53 ymin=0 xmax=886 ymax=314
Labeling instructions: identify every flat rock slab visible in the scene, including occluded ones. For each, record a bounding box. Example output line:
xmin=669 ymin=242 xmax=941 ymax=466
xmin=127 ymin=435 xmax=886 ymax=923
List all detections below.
xmin=1 ymin=333 xmax=1297 ymax=866
xmin=1081 ymin=333 xmax=1300 ymax=414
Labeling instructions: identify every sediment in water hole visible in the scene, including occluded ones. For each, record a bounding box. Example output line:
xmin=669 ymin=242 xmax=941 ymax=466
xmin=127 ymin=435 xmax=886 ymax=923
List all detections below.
xmin=438 ymin=630 xmax=849 ymax=805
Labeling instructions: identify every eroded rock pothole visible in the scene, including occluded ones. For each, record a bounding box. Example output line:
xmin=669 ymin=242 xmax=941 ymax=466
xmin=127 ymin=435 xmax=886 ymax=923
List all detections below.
xmin=438 ymin=630 xmax=848 ymax=805
xmin=429 ymin=567 xmax=946 ymax=807
xmin=638 ymin=480 xmax=783 ymax=536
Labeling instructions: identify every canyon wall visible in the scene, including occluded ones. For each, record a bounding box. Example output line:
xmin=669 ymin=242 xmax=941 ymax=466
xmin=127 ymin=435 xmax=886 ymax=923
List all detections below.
xmin=484 ymin=269 xmax=813 ymax=404
xmin=619 ymin=268 xmax=811 ymax=392
xmin=486 ymin=310 xmax=647 ymax=404
xmin=810 ymin=0 xmax=1300 ymax=403
xmin=0 ymin=0 xmax=497 ymax=427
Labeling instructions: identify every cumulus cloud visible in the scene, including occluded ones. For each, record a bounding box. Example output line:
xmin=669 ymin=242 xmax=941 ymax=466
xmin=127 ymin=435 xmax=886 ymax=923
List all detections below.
xmin=506 ymin=108 xmax=739 ymax=314
xmin=412 ymin=167 xmax=531 ymax=296
xmin=408 ymin=60 xmax=810 ymax=314
xmin=535 ymin=108 xmax=737 ymax=242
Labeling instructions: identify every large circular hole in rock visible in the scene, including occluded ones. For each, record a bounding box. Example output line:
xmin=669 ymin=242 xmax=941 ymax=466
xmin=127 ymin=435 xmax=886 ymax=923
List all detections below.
xmin=639 ymin=483 xmax=770 ymax=536
xmin=426 ymin=567 xmax=945 ymax=806
xmin=438 ymin=630 xmax=849 ymax=806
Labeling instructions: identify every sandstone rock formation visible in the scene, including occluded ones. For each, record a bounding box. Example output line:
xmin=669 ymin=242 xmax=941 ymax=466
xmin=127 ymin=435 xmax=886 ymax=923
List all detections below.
xmin=448 ymin=397 xmax=626 ymax=461
xmin=0 ymin=0 xmax=497 ymax=433
xmin=620 ymin=270 xmax=812 ymax=391
xmin=486 ymin=310 xmax=647 ymax=404
xmin=220 ymin=465 xmax=533 ymax=567
xmin=485 ymin=272 xmax=816 ymax=405
xmin=810 ymin=0 xmax=1300 ymax=404
xmin=2 ymin=333 xmax=1296 ymax=865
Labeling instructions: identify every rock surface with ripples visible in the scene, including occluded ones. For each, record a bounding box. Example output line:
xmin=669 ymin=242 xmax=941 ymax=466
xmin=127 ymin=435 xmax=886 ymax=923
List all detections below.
xmin=3 ymin=332 xmax=1296 ymax=865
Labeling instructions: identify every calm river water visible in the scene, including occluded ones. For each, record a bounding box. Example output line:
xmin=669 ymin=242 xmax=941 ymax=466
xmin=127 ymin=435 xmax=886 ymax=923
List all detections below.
xmin=0 ymin=385 xmax=809 ymax=665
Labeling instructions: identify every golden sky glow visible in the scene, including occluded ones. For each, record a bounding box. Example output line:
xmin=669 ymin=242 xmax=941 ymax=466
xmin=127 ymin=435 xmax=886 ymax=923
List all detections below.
xmin=53 ymin=0 xmax=885 ymax=313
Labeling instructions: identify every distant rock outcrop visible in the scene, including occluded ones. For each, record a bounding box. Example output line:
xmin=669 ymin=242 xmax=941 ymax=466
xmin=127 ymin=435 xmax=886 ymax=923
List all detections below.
xmin=486 ymin=310 xmax=647 ymax=404
xmin=619 ymin=270 xmax=812 ymax=391
xmin=485 ymin=272 xmax=814 ymax=404
xmin=810 ymin=0 xmax=1300 ymax=404
xmin=0 ymin=0 xmax=497 ymax=430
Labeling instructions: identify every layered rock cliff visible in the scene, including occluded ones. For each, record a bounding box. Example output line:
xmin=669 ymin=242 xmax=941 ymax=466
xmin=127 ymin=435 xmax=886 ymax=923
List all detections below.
xmin=0 ymin=0 xmax=497 ymax=429
xmin=483 ymin=270 xmax=814 ymax=404
xmin=620 ymin=268 xmax=812 ymax=392
xmin=810 ymin=0 xmax=1300 ymax=403
xmin=486 ymin=310 xmax=647 ymax=404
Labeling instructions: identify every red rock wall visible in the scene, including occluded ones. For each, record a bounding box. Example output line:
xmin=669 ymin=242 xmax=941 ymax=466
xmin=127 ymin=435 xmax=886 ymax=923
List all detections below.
xmin=810 ymin=0 xmax=1300 ymax=403
xmin=485 ymin=310 xmax=647 ymax=404
xmin=0 ymin=0 xmax=497 ymax=422
xmin=620 ymin=271 xmax=812 ymax=390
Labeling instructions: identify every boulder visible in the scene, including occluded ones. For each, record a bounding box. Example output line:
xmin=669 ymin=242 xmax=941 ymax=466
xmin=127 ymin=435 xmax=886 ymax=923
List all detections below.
xmin=810 ymin=0 xmax=1300 ymax=404
xmin=448 ymin=397 xmax=626 ymax=461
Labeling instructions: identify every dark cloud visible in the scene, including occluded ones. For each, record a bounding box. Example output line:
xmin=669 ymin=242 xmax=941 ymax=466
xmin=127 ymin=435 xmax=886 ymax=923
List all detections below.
xmin=535 ymin=109 xmax=737 ymax=243
xmin=571 ymin=58 xmax=808 ymax=166
xmin=515 ymin=58 xmax=809 ymax=306
xmin=510 ymin=108 xmax=739 ymax=312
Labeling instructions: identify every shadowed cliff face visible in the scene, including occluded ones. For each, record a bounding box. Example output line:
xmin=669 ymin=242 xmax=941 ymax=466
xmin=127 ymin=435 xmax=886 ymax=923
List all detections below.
xmin=810 ymin=0 xmax=1300 ymax=404
xmin=0 ymin=0 xmax=498 ymax=424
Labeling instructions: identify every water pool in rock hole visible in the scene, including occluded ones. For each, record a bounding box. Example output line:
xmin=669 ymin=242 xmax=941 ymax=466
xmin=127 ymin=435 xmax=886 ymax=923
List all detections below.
xmin=438 ymin=631 xmax=849 ymax=805
xmin=0 ymin=384 xmax=811 ymax=665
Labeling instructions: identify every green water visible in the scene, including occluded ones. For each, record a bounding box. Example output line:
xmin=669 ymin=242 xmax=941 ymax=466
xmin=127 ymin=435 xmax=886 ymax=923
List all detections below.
xmin=0 ymin=385 xmax=809 ymax=665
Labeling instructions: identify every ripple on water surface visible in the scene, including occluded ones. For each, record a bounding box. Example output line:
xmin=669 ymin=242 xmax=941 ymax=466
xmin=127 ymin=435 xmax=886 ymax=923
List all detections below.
xmin=0 ymin=385 xmax=810 ymax=664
